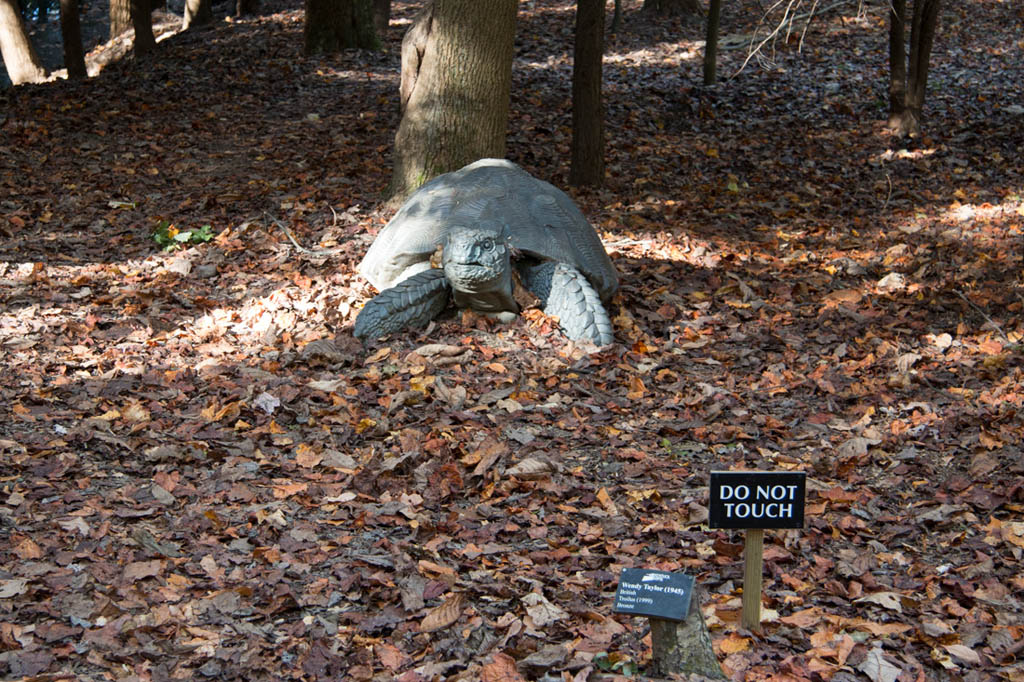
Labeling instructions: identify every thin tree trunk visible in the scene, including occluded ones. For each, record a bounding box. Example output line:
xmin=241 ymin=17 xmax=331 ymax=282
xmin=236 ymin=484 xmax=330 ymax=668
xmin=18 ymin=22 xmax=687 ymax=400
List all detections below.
xmin=643 ymin=0 xmax=700 ymax=17
xmin=887 ymin=0 xmax=906 ymax=129
xmin=389 ymin=0 xmax=517 ymax=202
xmin=0 ymin=0 xmax=47 ymax=84
xmin=235 ymin=0 xmax=258 ymax=16
xmin=906 ymin=0 xmax=940 ymax=128
xmin=304 ymin=0 xmax=378 ymax=54
xmin=182 ymin=0 xmax=212 ymax=30
xmin=131 ymin=0 xmax=156 ymax=55
xmin=569 ymin=0 xmax=604 ymax=187
xmin=610 ymin=0 xmax=621 ymax=32
xmin=888 ymin=0 xmax=940 ymax=137
xmin=59 ymin=0 xmax=86 ymax=78
xmin=703 ymin=0 xmax=721 ymax=85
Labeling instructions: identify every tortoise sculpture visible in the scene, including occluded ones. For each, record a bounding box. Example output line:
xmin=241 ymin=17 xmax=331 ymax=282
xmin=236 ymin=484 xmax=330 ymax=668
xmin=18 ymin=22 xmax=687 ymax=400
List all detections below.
xmin=354 ymin=159 xmax=618 ymax=345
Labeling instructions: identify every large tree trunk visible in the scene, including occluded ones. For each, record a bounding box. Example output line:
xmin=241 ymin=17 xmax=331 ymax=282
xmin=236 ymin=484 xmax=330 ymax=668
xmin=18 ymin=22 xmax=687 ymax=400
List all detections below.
xmin=389 ymin=0 xmax=517 ymax=202
xmin=0 ymin=0 xmax=47 ymax=84
xmin=643 ymin=0 xmax=700 ymax=17
xmin=131 ymin=0 xmax=156 ymax=56
xmin=887 ymin=0 xmax=941 ymax=137
xmin=649 ymin=586 xmax=726 ymax=679
xmin=109 ymin=0 xmax=130 ymax=38
xmin=59 ymin=0 xmax=86 ymax=78
xmin=304 ymin=0 xmax=377 ymax=54
xmin=372 ymin=0 xmax=388 ymax=38
xmin=182 ymin=0 xmax=212 ymax=30
xmin=569 ymin=0 xmax=604 ymax=187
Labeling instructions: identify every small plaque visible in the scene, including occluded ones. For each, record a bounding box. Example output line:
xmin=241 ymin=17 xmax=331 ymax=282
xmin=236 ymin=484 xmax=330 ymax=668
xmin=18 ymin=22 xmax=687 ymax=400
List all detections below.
xmin=612 ymin=568 xmax=694 ymax=621
xmin=709 ymin=471 xmax=806 ymax=529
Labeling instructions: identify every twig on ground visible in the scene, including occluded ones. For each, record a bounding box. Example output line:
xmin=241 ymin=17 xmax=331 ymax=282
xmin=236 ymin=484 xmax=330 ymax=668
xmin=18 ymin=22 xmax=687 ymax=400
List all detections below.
xmin=267 ymin=214 xmax=346 ymax=257
xmin=956 ymin=290 xmax=1010 ymax=343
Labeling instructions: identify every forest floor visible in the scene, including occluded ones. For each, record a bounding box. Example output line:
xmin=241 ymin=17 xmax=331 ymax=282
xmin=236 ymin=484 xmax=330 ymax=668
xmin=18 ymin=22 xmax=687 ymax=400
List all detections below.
xmin=1 ymin=0 xmax=1024 ymax=680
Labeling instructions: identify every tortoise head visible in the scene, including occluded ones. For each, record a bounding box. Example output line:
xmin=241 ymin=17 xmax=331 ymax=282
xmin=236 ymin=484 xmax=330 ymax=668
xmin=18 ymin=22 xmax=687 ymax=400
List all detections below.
xmin=442 ymin=221 xmax=513 ymax=296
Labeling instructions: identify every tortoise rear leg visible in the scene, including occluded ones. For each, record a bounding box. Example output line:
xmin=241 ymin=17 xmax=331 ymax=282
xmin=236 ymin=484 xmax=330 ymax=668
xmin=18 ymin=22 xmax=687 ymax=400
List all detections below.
xmin=519 ymin=261 xmax=614 ymax=345
xmin=354 ymin=269 xmax=451 ymax=341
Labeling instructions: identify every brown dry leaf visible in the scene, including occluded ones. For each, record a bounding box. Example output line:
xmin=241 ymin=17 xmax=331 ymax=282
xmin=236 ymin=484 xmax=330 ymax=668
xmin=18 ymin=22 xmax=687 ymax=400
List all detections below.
xmin=858 ymin=645 xmax=901 ymax=682
xmin=376 ymin=642 xmax=409 ymax=671
xmin=506 ymin=457 xmax=553 ymax=480
xmin=434 ymin=376 xmax=467 ymax=409
xmin=365 ymin=347 xmax=392 ymax=363
xmin=1001 ymin=522 xmax=1024 ymax=548
xmin=855 ymin=591 xmax=903 ymax=613
xmin=849 ymin=620 xmax=913 ymax=636
xmin=778 ymin=606 xmax=823 ymax=628
xmin=626 ymin=375 xmax=646 ymax=400
xmin=978 ymin=430 xmax=1004 ymax=449
xmin=522 ymin=592 xmax=568 ymax=627
xmin=0 ymin=579 xmax=29 ymax=598
xmin=462 ymin=435 xmax=508 ymax=471
xmin=202 ymin=401 xmax=241 ymax=423
xmin=420 ymin=592 xmax=465 ymax=632
xmin=417 ymin=560 xmax=457 ymax=579
xmin=124 ymin=560 xmax=163 ymax=581
xmin=294 ymin=443 xmax=323 ymax=468
xmin=595 ymin=487 xmax=617 ymax=514
xmin=15 ymin=537 xmax=43 ymax=559
xmin=122 ymin=401 xmax=151 ymax=422
xmin=272 ymin=482 xmax=309 ymax=499
xmin=718 ymin=632 xmax=751 ymax=654
xmin=968 ymin=451 xmax=999 ymax=478
xmin=481 ymin=652 xmax=527 ymax=682
xmin=942 ymin=643 xmax=981 ymax=665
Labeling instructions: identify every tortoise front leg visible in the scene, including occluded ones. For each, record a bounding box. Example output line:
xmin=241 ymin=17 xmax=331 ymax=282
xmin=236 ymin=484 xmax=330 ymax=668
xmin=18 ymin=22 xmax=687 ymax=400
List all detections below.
xmin=354 ymin=269 xmax=451 ymax=341
xmin=519 ymin=261 xmax=614 ymax=345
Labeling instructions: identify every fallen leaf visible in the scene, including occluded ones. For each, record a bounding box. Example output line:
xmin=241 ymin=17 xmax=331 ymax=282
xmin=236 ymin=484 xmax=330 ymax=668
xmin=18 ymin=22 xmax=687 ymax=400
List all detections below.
xmin=420 ymin=592 xmax=465 ymax=632
xmin=0 ymin=578 xmax=29 ymax=598
xmin=858 ymin=645 xmax=901 ymax=682
xmin=481 ymin=652 xmax=527 ymax=682
xmin=522 ymin=592 xmax=568 ymax=627
xmin=855 ymin=591 xmax=903 ymax=613
xmin=942 ymin=643 xmax=982 ymax=665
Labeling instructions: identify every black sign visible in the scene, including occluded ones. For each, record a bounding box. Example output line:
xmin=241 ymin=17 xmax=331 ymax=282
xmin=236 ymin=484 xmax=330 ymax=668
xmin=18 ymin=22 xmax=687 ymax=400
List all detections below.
xmin=709 ymin=471 xmax=806 ymax=529
xmin=612 ymin=568 xmax=694 ymax=621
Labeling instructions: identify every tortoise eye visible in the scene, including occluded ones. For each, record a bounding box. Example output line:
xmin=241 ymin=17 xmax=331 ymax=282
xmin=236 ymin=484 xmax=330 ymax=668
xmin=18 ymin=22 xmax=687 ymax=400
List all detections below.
xmin=481 ymin=239 xmax=493 ymax=250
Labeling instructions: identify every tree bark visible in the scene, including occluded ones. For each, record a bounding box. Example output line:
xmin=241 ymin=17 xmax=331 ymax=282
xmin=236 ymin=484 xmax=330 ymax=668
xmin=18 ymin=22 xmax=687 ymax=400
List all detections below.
xmin=569 ymin=0 xmax=604 ymax=187
xmin=372 ymin=0 xmax=388 ymax=38
xmin=109 ymin=0 xmax=130 ymax=38
xmin=887 ymin=0 xmax=907 ymax=129
xmin=131 ymin=0 xmax=156 ymax=56
xmin=59 ymin=0 xmax=86 ymax=78
xmin=0 ymin=0 xmax=47 ymax=84
xmin=643 ymin=0 xmax=700 ymax=17
xmin=389 ymin=0 xmax=517 ymax=202
xmin=887 ymin=0 xmax=941 ymax=137
xmin=182 ymin=0 xmax=212 ymax=30
xmin=304 ymin=0 xmax=378 ymax=54
xmin=703 ymin=0 xmax=721 ymax=85
xmin=235 ymin=0 xmax=258 ymax=16
xmin=648 ymin=586 xmax=726 ymax=679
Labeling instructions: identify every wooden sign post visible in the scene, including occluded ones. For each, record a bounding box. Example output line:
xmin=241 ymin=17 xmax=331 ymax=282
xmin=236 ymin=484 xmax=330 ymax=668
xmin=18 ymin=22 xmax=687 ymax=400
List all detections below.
xmin=709 ymin=471 xmax=806 ymax=632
